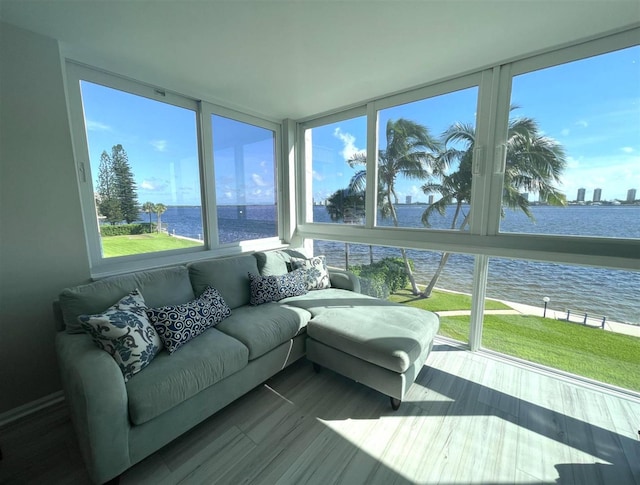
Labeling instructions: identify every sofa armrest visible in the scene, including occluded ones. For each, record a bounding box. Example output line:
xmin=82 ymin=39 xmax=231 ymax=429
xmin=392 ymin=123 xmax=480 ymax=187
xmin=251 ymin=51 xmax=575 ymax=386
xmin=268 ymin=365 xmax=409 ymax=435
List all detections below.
xmin=328 ymin=268 xmax=361 ymax=293
xmin=56 ymin=332 xmax=131 ymax=484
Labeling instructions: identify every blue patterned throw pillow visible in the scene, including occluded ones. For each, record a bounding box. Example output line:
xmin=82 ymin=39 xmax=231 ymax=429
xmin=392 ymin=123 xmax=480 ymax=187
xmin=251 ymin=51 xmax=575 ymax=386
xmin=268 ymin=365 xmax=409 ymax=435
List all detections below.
xmin=78 ymin=289 xmax=162 ymax=382
xmin=146 ymin=286 xmax=231 ymax=354
xmin=290 ymin=255 xmax=331 ymax=290
xmin=249 ymin=269 xmax=308 ymax=305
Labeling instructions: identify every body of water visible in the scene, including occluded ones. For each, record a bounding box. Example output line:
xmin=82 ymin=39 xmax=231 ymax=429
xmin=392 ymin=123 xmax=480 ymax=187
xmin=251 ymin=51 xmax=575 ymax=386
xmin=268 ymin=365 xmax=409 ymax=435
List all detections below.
xmin=148 ymin=204 xmax=640 ymax=324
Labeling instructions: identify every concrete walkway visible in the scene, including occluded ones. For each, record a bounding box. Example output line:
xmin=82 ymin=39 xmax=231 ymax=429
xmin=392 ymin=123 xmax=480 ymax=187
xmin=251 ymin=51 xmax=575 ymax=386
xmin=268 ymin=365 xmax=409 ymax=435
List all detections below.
xmin=435 ymin=299 xmax=640 ymax=338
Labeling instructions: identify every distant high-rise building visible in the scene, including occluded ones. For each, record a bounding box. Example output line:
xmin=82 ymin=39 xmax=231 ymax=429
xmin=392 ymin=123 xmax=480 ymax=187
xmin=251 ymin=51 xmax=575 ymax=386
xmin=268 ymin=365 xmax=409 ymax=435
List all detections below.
xmin=428 ymin=195 xmax=434 ymax=205
xmin=628 ymin=188 xmax=637 ymax=202
xmin=406 ymin=195 xmax=412 ymax=205
xmin=522 ymin=192 xmax=529 ymax=201
xmin=593 ymin=188 xmax=602 ymax=202
xmin=577 ymin=188 xmax=586 ymax=202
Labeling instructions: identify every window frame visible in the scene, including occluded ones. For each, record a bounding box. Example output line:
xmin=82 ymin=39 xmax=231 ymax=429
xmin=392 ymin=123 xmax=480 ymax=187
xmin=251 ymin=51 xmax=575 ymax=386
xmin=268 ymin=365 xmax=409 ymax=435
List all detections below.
xmin=66 ymin=62 xmax=285 ymax=277
xmin=296 ymin=28 xmax=640 ymax=367
xmin=296 ymin=29 xmax=640 ymax=270
xmin=204 ymin=102 xmax=282 ymax=248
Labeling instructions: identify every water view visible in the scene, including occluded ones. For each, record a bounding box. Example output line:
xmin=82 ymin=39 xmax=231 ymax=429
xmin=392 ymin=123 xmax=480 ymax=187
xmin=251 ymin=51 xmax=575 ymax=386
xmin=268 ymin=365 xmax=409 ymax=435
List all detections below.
xmin=151 ymin=204 xmax=640 ymax=325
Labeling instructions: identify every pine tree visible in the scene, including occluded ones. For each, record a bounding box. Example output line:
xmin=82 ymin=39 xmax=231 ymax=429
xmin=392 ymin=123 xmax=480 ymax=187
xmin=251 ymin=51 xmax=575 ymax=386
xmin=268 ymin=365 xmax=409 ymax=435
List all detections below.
xmin=111 ymin=144 xmax=139 ymax=223
xmin=94 ymin=145 xmax=139 ymax=225
xmin=96 ymin=150 xmax=122 ymax=225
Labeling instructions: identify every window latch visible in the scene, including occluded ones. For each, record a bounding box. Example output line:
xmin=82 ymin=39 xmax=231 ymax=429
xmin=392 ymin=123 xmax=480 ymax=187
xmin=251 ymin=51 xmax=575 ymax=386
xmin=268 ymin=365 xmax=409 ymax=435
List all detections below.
xmin=473 ymin=146 xmax=484 ymax=175
xmin=495 ymin=144 xmax=507 ymax=174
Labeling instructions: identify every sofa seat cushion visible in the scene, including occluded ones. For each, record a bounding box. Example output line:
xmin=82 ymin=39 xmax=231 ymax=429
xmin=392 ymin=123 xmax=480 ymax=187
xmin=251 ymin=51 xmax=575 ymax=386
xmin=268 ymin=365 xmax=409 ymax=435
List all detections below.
xmin=215 ymin=303 xmax=311 ymax=360
xmin=306 ymin=304 xmax=439 ymax=374
xmin=281 ymin=288 xmax=398 ymax=316
xmin=126 ymin=328 xmax=248 ymax=425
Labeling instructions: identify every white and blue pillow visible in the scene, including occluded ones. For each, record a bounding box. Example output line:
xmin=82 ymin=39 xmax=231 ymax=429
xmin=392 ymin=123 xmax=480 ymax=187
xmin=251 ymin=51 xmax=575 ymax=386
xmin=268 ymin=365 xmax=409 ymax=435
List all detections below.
xmin=146 ymin=286 xmax=231 ymax=354
xmin=79 ymin=289 xmax=162 ymax=382
xmin=249 ymin=269 xmax=308 ymax=305
xmin=290 ymin=255 xmax=331 ymax=290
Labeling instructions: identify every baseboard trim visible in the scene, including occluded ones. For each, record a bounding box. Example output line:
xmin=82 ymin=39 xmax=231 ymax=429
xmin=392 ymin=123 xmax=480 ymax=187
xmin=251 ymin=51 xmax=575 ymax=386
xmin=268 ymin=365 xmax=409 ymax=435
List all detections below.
xmin=0 ymin=391 xmax=65 ymax=428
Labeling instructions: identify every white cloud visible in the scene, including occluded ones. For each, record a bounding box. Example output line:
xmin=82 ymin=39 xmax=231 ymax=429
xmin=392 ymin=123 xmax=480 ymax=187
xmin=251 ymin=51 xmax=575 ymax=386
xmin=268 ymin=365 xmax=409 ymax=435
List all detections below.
xmin=312 ymin=170 xmax=324 ymax=182
xmin=333 ymin=127 xmax=366 ymax=161
xmin=86 ymin=120 xmax=111 ymax=132
xmin=576 ymin=120 xmax=589 ymax=128
xmin=565 ymin=156 xmax=580 ymax=169
xmin=251 ymin=173 xmax=268 ymax=187
xmin=621 ymin=146 xmax=634 ymax=153
xmin=150 ymin=140 xmax=168 ymax=152
xmin=139 ymin=178 xmax=169 ymax=191
xmin=561 ymin=128 xmax=570 ymax=137
xmin=559 ymin=154 xmax=640 ymax=201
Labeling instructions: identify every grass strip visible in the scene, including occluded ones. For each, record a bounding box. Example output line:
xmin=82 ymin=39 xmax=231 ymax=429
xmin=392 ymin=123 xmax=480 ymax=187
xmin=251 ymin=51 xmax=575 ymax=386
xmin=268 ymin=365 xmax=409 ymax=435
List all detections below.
xmin=101 ymin=233 xmax=202 ymax=258
xmin=440 ymin=314 xmax=640 ymax=391
xmin=388 ymin=288 xmax=510 ymax=312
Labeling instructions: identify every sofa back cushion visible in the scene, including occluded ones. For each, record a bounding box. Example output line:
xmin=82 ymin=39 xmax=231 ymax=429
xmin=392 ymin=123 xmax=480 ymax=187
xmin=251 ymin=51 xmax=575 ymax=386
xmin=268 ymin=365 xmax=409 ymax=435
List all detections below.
xmin=188 ymin=254 xmax=259 ymax=309
xmin=253 ymin=248 xmax=309 ymax=276
xmin=59 ymin=266 xmax=195 ymax=334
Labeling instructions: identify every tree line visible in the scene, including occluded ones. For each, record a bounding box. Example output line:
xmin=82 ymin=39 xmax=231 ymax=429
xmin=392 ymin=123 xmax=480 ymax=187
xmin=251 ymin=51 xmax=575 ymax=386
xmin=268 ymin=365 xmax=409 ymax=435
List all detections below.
xmin=326 ymin=109 xmax=567 ymax=298
xmin=95 ymin=144 xmax=167 ymax=233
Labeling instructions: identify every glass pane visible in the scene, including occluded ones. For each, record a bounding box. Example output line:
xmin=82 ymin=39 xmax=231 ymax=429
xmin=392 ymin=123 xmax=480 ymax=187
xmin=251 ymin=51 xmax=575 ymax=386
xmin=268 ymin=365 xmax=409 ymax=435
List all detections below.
xmin=306 ymin=116 xmax=367 ymax=223
xmin=376 ymin=86 xmax=479 ymax=229
xmin=501 ymin=45 xmax=640 ymax=238
xmin=312 ymin=240 xmax=513 ymax=345
xmin=80 ymin=81 xmax=203 ymax=258
xmin=483 ymin=257 xmax=640 ymax=391
xmin=212 ymin=115 xmax=277 ymax=244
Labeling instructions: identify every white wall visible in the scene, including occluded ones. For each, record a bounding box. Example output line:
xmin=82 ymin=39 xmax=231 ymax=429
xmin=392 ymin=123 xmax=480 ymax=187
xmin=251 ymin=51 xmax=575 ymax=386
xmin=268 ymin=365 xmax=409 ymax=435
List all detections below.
xmin=0 ymin=23 xmax=90 ymax=414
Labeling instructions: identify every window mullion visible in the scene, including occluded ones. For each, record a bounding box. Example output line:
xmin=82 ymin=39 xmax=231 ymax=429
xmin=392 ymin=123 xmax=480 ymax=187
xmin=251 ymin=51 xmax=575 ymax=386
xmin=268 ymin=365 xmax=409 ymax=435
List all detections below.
xmin=468 ymin=68 xmax=498 ymax=236
xmin=485 ymin=63 xmax=513 ymax=236
xmin=469 ymin=254 xmax=489 ymax=351
xmin=365 ymin=102 xmax=378 ymax=229
xmin=199 ymin=101 xmax=218 ymax=247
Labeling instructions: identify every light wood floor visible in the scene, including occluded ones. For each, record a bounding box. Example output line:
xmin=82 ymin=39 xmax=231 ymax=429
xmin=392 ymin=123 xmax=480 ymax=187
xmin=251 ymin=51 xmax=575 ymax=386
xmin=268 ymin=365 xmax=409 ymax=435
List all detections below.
xmin=2 ymin=340 xmax=639 ymax=484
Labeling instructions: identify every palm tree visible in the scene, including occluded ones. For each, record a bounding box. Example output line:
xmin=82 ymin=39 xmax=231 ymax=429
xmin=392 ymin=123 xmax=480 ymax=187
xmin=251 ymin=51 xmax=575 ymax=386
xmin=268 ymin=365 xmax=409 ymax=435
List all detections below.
xmin=420 ymin=112 xmax=566 ymax=297
xmin=348 ymin=118 xmax=440 ymax=294
xmin=141 ymin=201 xmax=156 ymax=233
xmin=154 ymin=203 xmax=167 ymax=233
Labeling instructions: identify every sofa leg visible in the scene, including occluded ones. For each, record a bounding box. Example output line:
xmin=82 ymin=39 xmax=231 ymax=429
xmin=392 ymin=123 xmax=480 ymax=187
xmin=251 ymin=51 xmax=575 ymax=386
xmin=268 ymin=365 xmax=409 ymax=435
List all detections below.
xmin=312 ymin=363 xmax=322 ymax=373
xmin=390 ymin=397 xmax=401 ymax=411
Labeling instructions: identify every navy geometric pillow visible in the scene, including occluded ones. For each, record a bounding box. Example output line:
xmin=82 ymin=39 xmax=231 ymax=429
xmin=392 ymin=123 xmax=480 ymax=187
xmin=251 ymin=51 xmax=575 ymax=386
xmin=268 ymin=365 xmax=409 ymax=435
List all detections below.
xmin=79 ymin=289 xmax=162 ymax=382
xmin=248 ymin=269 xmax=308 ymax=305
xmin=146 ymin=286 xmax=231 ymax=354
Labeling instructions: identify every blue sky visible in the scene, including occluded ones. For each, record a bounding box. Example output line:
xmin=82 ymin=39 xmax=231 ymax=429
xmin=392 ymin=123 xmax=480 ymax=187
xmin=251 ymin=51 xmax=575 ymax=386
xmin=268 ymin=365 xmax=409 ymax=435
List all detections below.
xmin=81 ymin=44 xmax=639 ymax=208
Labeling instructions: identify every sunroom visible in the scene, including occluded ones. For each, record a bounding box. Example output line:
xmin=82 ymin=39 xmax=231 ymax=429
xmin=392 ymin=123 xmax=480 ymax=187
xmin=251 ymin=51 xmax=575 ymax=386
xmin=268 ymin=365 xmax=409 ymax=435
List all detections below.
xmin=0 ymin=1 xmax=639 ymax=483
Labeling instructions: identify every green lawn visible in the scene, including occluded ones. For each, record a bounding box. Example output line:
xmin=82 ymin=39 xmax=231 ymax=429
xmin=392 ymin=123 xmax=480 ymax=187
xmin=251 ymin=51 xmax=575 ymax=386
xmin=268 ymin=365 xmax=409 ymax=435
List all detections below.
xmin=388 ymin=287 xmax=510 ymax=312
xmin=440 ymin=314 xmax=640 ymax=391
xmin=387 ymin=287 xmax=640 ymax=392
xmin=101 ymin=233 xmax=203 ymax=258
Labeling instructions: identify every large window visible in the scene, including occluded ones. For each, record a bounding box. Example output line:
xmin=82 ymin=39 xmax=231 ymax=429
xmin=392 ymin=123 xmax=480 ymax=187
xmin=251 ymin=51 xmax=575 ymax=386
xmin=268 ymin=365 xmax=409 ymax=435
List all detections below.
xmin=304 ymin=114 xmax=367 ymax=224
xmin=212 ymin=115 xmax=277 ymax=244
xmin=483 ymin=257 xmax=640 ymax=391
xmin=500 ymin=45 xmax=640 ymax=238
xmin=376 ymin=86 xmax=479 ymax=230
xmin=67 ymin=64 xmax=282 ymax=273
xmin=299 ymin=29 xmax=639 ymax=394
xmin=78 ymin=79 xmax=203 ymax=259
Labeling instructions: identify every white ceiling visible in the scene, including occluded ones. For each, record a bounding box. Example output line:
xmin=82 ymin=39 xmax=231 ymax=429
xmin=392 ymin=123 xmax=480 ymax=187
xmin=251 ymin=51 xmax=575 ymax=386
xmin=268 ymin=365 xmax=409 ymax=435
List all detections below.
xmin=1 ymin=1 xmax=639 ymax=120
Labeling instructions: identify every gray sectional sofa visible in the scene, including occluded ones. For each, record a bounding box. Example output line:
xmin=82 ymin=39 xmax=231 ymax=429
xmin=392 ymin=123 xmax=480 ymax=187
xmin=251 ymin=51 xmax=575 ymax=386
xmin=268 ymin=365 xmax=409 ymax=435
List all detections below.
xmin=55 ymin=249 xmax=439 ymax=484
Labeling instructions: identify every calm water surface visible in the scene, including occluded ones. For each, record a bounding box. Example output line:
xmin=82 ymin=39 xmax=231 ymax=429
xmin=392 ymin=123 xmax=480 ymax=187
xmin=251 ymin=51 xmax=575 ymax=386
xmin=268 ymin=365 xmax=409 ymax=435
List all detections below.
xmin=152 ymin=204 xmax=640 ymax=324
